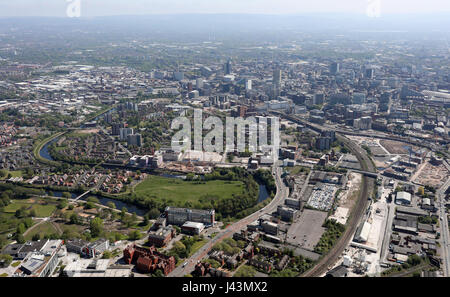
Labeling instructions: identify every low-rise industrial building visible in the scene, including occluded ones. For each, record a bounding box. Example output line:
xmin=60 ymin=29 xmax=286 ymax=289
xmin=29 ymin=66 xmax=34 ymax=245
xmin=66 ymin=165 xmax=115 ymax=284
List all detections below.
xmin=181 ymin=221 xmax=205 ymax=235
xmin=396 ymin=191 xmax=412 ymax=205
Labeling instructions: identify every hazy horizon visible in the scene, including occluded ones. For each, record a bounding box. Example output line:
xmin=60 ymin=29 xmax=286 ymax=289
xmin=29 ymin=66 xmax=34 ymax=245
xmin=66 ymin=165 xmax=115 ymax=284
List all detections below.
xmin=1 ymin=0 xmax=450 ymax=17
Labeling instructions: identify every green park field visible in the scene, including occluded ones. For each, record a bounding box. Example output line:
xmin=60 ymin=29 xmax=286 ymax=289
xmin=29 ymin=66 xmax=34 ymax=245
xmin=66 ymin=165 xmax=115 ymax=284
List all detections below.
xmin=3 ymin=199 xmax=57 ymax=218
xmin=134 ymin=175 xmax=245 ymax=204
xmin=24 ymin=221 xmax=58 ymax=241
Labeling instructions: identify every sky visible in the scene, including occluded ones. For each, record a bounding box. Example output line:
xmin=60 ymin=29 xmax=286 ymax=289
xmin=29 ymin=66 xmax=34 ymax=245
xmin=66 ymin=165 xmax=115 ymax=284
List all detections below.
xmin=0 ymin=0 xmax=449 ymax=17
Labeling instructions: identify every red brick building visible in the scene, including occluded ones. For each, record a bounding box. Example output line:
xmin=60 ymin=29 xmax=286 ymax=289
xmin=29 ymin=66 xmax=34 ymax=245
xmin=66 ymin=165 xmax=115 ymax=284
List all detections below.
xmin=123 ymin=244 xmax=176 ymax=276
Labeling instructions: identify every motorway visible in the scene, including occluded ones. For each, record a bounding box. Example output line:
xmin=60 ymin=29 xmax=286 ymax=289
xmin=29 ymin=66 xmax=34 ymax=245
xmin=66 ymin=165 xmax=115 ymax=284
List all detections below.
xmin=168 ymin=163 xmax=289 ymax=277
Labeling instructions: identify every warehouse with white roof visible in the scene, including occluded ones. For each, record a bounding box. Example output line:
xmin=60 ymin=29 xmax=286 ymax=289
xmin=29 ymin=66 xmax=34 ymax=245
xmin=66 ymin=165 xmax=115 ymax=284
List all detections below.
xmin=395 ymin=191 xmax=412 ymax=205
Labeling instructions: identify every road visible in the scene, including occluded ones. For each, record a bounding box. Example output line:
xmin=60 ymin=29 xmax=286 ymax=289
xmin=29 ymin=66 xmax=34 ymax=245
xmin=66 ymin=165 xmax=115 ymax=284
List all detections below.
xmin=168 ymin=163 xmax=288 ymax=277
xmin=379 ymin=197 xmax=395 ymax=266
xmin=438 ymin=173 xmax=450 ymax=276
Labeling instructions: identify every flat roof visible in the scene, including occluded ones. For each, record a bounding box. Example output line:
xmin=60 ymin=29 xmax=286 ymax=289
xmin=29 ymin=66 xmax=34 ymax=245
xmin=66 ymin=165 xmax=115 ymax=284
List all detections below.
xmin=182 ymin=221 xmax=205 ymax=229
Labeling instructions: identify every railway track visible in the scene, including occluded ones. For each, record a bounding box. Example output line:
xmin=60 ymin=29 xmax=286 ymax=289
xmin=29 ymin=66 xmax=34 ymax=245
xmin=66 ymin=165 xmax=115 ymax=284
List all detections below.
xmin=302 ymin=134 xmax=376 ymax=277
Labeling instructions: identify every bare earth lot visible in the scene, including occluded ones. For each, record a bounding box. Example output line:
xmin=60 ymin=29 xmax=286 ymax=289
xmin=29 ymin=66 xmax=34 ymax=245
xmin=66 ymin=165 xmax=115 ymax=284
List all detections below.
xmin=286 ymin=209 xmax=328 ymax=251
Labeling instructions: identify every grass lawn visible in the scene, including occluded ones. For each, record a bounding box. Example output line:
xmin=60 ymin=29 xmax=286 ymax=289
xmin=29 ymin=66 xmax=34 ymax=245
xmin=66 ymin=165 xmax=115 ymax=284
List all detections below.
xmin=0 ymin=170 xmax=23 ymax=180
xmin=60 ymin=223 xmax=85 ymax=234
xmin=11 ymin=261 xmax=21 ymax=268
xmin=9 ymin=170 xmax=23 ymax=177
xmin=3 ymin=200 xmax=57 ymax=217
xmin=134 ymin=175 xmax=245 ymax=204
xmin=24 ymin=221 xmax=59 ymax=241
xmin=286 ymin=166 xmax=310 ymax=176
xmin=189 ymin=239 xmax=208 ymax=257
xmin=0 ymin=273 xmax=8 ymax=277
xmin=234 ymin=264 xmax=256 ymax=277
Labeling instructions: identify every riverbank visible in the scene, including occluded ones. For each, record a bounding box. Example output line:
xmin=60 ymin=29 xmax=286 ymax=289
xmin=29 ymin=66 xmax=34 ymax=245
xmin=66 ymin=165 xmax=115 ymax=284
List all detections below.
xmin=32 ymin=131 xmax=66 ymax=165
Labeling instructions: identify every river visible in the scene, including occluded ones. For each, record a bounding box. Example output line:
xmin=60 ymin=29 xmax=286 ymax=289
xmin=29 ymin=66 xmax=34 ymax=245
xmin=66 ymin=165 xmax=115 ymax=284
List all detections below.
xmin=257 ymin=184 xmax=270 ymax=203
xmin=39 ymin=138 xmax=58 ymax=161
xmin=48 ymin=191 xmax=147 ymax=216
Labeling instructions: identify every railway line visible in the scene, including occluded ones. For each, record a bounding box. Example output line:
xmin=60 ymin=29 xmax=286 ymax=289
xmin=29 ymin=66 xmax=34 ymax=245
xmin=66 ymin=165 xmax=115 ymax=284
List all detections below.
xmin=269 ymin=110 xmax=378 ymax=277
xmin=301 ymin=134 xmax=376 ymax=276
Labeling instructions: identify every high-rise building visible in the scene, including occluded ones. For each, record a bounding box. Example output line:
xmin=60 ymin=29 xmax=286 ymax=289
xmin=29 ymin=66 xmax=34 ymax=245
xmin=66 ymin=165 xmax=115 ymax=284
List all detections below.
xmin=174 ymin=71 xmax=184 ymax=81
xmin=104 ymin=113 xmax=112 ymax=124
xmin=273 ymin=68 xmax=282 ymax=86
xmin=315 ymin=137 xmax=332 ymax=151
xmin=353 ymin=116 xmax=372 ymax=130
xmin=127 ymin=134 xmax=143 ymax=147
xmin=245 ymin=79 xmax=252 ymax=91
xmin=330 ymin=62 xmax=340 ymax=75
xmin=111 ymin=123 xmax=125 ymax=136
xmin=120 ymin=128 xmax=134 ymax=141
xmin=329 ymin=93 xmax=352 ymax=105
xmin=224 ymin=59 xmax=232 ymax=75
xmin=196 ymin=78 xmax=204 ymax=89
xmin=353 ymin=93 xmax=366 ymax=105
xmin=313 ymin=93 xmax=325 ymax=105
xmin=365 ymin=68 xmax=374 ymax=79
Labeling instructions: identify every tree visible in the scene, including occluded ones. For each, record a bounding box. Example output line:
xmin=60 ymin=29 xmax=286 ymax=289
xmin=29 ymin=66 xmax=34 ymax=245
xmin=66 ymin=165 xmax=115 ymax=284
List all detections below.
xmin=87 ymin=197 xmax=100 ymax=204
xmin=152 ymin=270 xmax=164 ymax=277
xmin=90 ymin=217 xmax=104 ymax=238
xmin=62 ymin=192 xmax=71 ymax=199
xmin=174 ymin=226 xmax=181 ymax=235
xmin=57 ymin=200 xmax=68 ymax=209
xmin=147 ymin=208 xmax=160 ymax=220
xmin=102 ymin=251 xmax=112 ymax=259
xmin=128 ymin=230 xmax=142 ymax=241
xmin=32 ymin=234 xmax=41 ymax=241
xmin=16 ymin=223 xmax=26 ymax=234
xmin=70 ymin=213 xmax=80 ymax=225
xmin=121 ymin=207 xmax=127 ymax=218
xmin=0 ymin=254 xmax=13 ymax=267
xmin=15 ymin=233 xmax=25 ymax=244
xmin=29 ymin=209 xmax=37 ymax=218
xmin=15 ymin=207 xmax=27 ymax=218
xmin=418 ymin=187 xmax=425 ymax=197
xmin=172 ymin=241 xmax=187 ymax=258
xmin=107 ymin=201 xmax=116 ymax=209
xmin=23 ymin=217 xmax=33 ymax=229
xmin=85 ymin=202 xmax=96 ymax=210
xmin=407 ymin=255 xmax=422 ymax=267
xmin=131 ymin=213 xmax=138 ymax=225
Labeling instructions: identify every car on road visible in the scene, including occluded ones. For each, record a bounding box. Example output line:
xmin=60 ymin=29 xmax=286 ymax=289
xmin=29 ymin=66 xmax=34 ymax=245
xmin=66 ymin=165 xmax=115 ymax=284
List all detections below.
xmin=182 ymin=262 xmax=188 ymax=268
